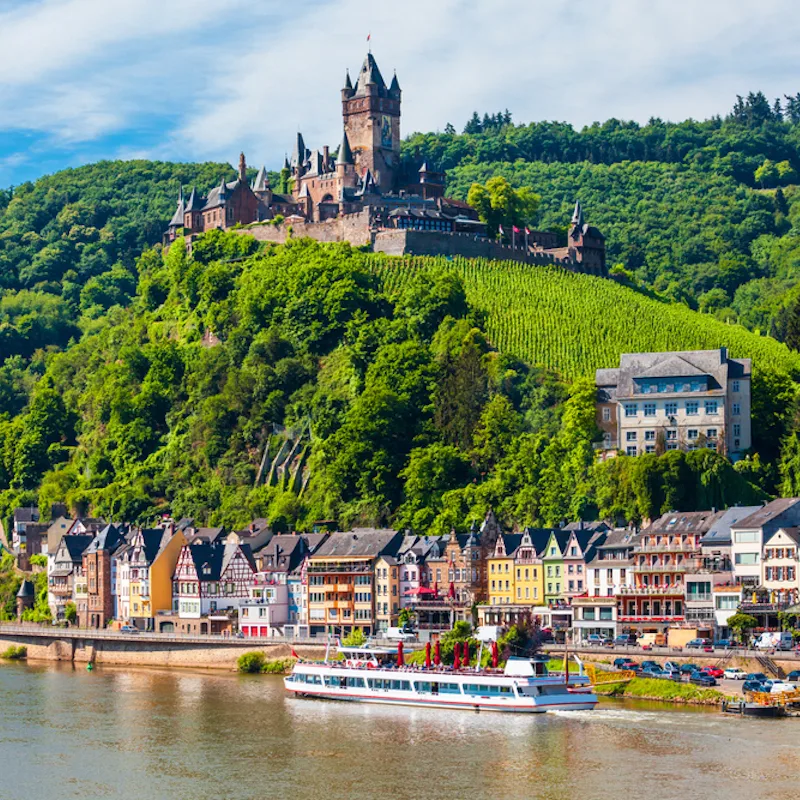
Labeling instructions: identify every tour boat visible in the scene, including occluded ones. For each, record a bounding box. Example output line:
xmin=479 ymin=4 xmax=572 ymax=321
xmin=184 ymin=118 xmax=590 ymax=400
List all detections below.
xmin=284 ymin=644 xmax=598 ymax=713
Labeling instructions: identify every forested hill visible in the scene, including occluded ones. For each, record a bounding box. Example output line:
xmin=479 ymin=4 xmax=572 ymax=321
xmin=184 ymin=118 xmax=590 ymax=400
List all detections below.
xmin=0 ymin=236 xmax=783 ymax=536
xmin=403 ymin=92 xmax=800 ymax=338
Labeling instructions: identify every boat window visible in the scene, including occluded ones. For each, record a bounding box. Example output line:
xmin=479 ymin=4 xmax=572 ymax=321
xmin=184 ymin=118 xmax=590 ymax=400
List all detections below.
xmin=438 ymin=682 xmax=461 ymax=694
xmin=389 ymin=680 xmax=412 ymax=691
xmin=415 ymin=682 xmax=432 ymax=693
xmin=324 ymin=675 xmax=342 ymax=688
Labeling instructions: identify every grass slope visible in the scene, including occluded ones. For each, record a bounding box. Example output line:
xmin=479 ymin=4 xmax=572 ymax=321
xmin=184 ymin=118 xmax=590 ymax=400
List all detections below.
xmin=373 ymin=255 xmax=800 ymax=380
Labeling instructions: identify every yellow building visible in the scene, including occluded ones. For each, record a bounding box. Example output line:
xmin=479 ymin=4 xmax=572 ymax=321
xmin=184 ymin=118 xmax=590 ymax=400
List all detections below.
xmin=488 ymin=530 xmax=546 ymax=607
xmin=126 ymin=527 xmax=186 ymax=629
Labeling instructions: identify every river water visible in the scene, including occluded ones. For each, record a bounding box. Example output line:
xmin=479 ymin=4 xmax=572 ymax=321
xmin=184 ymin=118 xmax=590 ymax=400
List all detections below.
xmin=1 ymin=662 xmax=798 ymax=800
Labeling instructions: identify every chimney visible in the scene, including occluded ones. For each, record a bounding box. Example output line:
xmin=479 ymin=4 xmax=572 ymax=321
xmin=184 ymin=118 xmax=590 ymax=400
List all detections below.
xmin=239 ymin=152 xmax=247 ymax=182
xmin=323 ymin=145 xmax=330 ymax=169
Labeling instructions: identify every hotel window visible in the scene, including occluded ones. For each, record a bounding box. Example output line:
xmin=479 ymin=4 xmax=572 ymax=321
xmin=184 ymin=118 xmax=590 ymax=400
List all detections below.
xmin=733 ymin=423 xmax=741 ymax=437
xmin=705 ymin=401 xmax=718 ymax=415
xmin=732 ymin=380 xmax=740 ymax=393
xmin=602 ymin=407 xmax=611 ymax=422
xmin=706 ymin=428 xmax=718 ymax=439
xmin=688 ymin=429 xmax=698 ymax=440
xmin=732 ymin=403 xmax=741 ymax=416
xmin=686 ymin=402 xmax=698 ymax=416
xmin=626 ymin=431 xmax=637 ymax=442
xmin=624 ymin=403 xmax=638 ymax=417
xmin=644 ymin=430 xmax=656 ymax=441
xmin=666 ymin=429 xmax=677 ymax=440
xmin=665 ymin=402 xmax=677 ymax=416
xmin=645 ymin=445 xmax=655 ymax=453
xmin=626 ymin=446 xmax=637 ymax=456
xmin=644 ymin=403 xmax=656 ymax=417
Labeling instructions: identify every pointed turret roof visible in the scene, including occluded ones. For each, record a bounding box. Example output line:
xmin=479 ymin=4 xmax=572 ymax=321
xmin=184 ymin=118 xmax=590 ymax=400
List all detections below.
xmin=218 ymin=176 xmax=228 ymax=199
xmin=571 ymin=200 xmax=584 ymax=227
xmin=389 ymin=71 xmax=400 ymax=94
xmin=185 ymin=186 xmax=203 ymax=212
xmin=344 ymin=69 xmax=353 ymax=90
xmin=283 ymin=154 xmax=290 ymax=170
xmin=292 ymin=132 xmax=306 ymax=167
xmin=298 ymin=182 xmax=311 ymax=199
xmin=17 ymin=579 xmax=35 ymax=599
xmin=252 ymin=166 xmax=269 ymax=192
xmin=169 ymin=187 xmax=185 ymax=227
xmin=359 ymin=169 xmax=378 ymax=194
xmin=354 ymin=52 xmax=387 ymax=97
xmin=337 ymin=131 xmax=353 ymax=165
xmin=419 ymin=162 xmax=429 ymax=173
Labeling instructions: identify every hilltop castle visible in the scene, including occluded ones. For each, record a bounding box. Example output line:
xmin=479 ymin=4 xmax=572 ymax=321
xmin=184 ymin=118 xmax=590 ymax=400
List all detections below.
xmin=165 ymin=52 xmax=606 ymax=275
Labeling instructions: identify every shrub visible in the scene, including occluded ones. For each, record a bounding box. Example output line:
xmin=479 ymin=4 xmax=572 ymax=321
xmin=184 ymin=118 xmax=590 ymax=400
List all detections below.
xmin=261 ymin=658 xmax=295 ymax=674
xmin=1 ymin=645 xmax=27 ymax=659
xmin=237 ymin=651 xmax=265 ymax=673
xmin=342 ymin=628 xmax=366 ymax=647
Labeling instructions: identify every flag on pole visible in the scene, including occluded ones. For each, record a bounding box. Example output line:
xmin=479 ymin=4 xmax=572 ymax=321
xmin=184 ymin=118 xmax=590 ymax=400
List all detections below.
xmin=513 ymin=226 xmax=521 ymax=233
xmin=498 ymin=224 xmax=504 ymax=238
xmin=291 ymin=647 xmax=300 ymax=660
xmin=524 ymin=227 xmax=531 ymax=235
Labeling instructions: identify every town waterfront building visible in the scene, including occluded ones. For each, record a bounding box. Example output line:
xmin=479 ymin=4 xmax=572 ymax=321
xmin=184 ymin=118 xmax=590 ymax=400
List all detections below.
xmin=596 ymin=348 xmax=751 ymax=460
xmin=47 ymin=534 xmax=93 ymax=620
xmin=79 ymin=524 xmax=127 ymax=629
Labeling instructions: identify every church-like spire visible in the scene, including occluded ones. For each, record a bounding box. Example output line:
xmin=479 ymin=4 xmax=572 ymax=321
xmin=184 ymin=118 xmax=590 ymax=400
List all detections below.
xmin=252 ymin=166 xmax=269 ymax=192
xmin=571 ymin=199 xmax=584 ymax=227
xmin=169 ymin=186 xmax=185 ymax=227
xmin=218 ymin=177 xmax=228 ymax=200
xmin=344 ymin=69 xmax=353 ymax=90
xmin=389 ymin=70 xmax=400 ymax=96
xmin=292 ymin=131 xmax=306 ymax=168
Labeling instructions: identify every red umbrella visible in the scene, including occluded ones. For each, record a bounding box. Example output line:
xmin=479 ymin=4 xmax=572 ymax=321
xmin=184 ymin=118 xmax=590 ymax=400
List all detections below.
xmin=463 ymin=640 xmax=469 ymax=666
xmin=433 ymin=581 xmax=439 ymax=596
xmin=448 ymin=582 xmax=456 ymax=599
xmin=491 ymin=640 xmax=499 ymax=669
xmin=397 ymin=640 xmax=404 ymax=667
xmin=434 ymin=640 xmax=441 ymax=666
xmin=424 ymin=641 xmax=432 ymax=669
xmin=453 ymin=642 xmax=461 ymax=670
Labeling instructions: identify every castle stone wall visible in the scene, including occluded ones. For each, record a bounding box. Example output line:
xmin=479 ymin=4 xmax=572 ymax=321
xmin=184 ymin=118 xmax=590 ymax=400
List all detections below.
xmin=241 ymin=209 xmax=373 ymax=246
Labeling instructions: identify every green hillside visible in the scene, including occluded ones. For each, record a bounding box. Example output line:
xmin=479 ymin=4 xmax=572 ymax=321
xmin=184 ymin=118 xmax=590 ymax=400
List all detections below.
xmin=373 ymin=255 xmax=800 ymax=380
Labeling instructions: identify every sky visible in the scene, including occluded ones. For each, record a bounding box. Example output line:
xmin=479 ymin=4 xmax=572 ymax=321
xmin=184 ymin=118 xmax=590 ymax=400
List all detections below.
xmin=0 ymin=0 xmax=798 ymax=186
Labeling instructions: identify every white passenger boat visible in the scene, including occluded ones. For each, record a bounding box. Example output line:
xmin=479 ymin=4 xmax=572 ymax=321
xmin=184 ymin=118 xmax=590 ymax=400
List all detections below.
xmin=285 ymin=645 xmax=598 ymax=713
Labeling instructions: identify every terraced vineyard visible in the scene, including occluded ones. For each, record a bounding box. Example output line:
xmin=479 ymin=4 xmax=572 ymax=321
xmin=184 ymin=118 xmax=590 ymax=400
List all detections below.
xmin=371 ymin=255 xmax=800 ymax=380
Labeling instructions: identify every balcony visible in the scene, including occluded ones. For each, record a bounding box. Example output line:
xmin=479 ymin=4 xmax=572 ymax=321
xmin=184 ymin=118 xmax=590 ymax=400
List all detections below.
xmin=618 ymin=615 xmax=685 ymax=623
xmin=618 ymin=585 xmax=685 ymax=596
xmin=638 ymin=543 xmax=699 ymax=553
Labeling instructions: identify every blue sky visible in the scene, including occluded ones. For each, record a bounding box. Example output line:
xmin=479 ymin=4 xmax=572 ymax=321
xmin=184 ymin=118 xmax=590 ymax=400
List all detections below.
xmin=0 ymin=0 xmax=798 ymax=186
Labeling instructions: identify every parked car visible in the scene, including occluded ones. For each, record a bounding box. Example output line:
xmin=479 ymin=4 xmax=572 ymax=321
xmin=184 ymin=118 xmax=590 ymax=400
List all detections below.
xmin=713 ymin=639 xmax=731 ymax=649
xmin=742 ymin=680 xmax=767 ymax=693
xmin=662 ymin=665 xmax=681 ymax=680
xmin=690 ymin=671 xmax=717 ymax=686
xmin=614 ymin=634 xmax=637 ymax=646
xmin=640 ymin=666 xmax=667 ymax=679
xmin=701 ymin=666 xmax=724 ymax=679
xmin=786 ymin=670 xmax=800 ymax=682
xmin=686 ymin=638 xmax=712 ymax=649
xmin=723 ymin=668 xmax=747 ymax=680
xmin=119 ymin=625 xmax=138 ymax=634
xmin=762 ymin=680 xmax=795 ymax=694
xmin=745 ymin=672 xmax=769 ymax=683
xmin=680 ymin=663 xmax=700 ymax=675
xmin=613 ymin=658 xmax=638 ymax=670
xmin=663 ymin=661 xmax=681 ymax=673
xmin=584 ymin=634 xmax=613 ymax=647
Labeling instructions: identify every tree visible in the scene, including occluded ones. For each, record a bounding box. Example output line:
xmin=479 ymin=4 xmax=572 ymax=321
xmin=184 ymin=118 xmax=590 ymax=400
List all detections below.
xmin=64 ymin=601 xmax=77 ymax=623
xmin=727 ymin=612 xmax=758 ymax=644
xmin=467 ymin=176 xmax=541 ymax=239
xmin=342 ymin=627 xmax=366 ymax=646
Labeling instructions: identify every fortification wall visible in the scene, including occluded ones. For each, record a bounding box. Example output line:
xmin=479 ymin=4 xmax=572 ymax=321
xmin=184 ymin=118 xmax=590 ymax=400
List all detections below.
xmin=241 ymin=209 xmax=373 ymax=247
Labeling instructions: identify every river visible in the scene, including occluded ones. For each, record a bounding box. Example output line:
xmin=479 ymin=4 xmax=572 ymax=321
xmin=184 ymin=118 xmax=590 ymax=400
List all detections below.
xmin=0 ymin=662 xmax=798 ymax=800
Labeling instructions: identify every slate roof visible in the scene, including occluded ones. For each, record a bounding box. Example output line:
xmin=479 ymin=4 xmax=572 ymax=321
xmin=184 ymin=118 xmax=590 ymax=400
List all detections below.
xmin=522 ymin=528 xmax=563 ymax=556
xmin=203 ymin=179 xmax=239 ymax=211
xmin=645 ymin=510 xmax=724 ymax=535
xmin=312 ymin=529 xmax=402 ymax=559
xmin=353 ymin=52 xmax=388 ymax=97
xmin=169 ymin=189 xmax=185 ymax=227
xmin=17 ymin=580 xmax=35 ymax=599
xmin=731 ymin=498 xmax=800 ymax=530
xmin=13 ymin=508 xmax=39 ymax=524
xmin=596 ymin=348 xmax=751 ymax=399
xmin=60 ymin=534 xmax=93 ymax=563
xmin=252 ymin=167 xmax=269 ymax=192
xmin=701 ymin=506 xmax=762 ymax=546
xmin=562 ymin=521 xmax=611 ymax=534
xmin=141 ymin=528 xmax=169 ymax=563
xmin=185 ymin=187 xmax=203 ymax=212
xmin=336 ymin=131 xmax=353 ymax=165
xmin=84 ymin=524 xmax=126 ymax=555
xmin=188 ymin=542 xmax=225 ymax=581
xmin=258 ymin=535 xmax=307 ymax=573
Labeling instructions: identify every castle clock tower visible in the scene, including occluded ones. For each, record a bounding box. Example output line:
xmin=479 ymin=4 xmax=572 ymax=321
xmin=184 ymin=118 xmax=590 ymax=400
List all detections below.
xmin=341 ymin=54 xmax=401 ymax=193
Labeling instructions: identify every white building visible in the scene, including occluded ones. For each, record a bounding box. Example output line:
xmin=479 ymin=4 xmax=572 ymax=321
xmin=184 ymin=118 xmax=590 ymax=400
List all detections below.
xmin=572 ymin=596 xmax=618 ymax=642
xmin=586 ymin=530 xmax=636 ymax=597
xmin=240 ymin=583 xmax=289 ymax=638
xmin=596 ymin=348 xmax=751 ymax=461
xmin=761 ymin=527 xmax=800 ymax=604
xmin=730 ymin=499 xmax=800 ymax=588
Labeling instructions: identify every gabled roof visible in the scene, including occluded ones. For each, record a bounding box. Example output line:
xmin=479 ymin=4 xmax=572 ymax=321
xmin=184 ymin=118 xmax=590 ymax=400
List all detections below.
xmin=731 ymin=498 xmax=800 ymax=531
xmin=13 ymin=508 xmax=39 ymax=524
xmin=258 ymin=535 xmax=307 ymax=573
xmin=221 ymin=541 xmax=256 ymax=575
xmin=767 ymin=526 xmax=800 ymax=546
xmin=522 ymin=528 xmax=562 ymax=556
xmin=84 ymin=524 xmax=126 ymax=555
xmin=60 ymin=534 xmax=94 ymax=563
xmin=203 ymin=179 xmax=239 ymax=211
xmin=701 ymin=506 xmax=763 ymax=545
xmin=140 ymin=528 xmax=168 ymax=563
xmin=188 ymin=542 xmax=225 ymax=581
xmin=646 ymin=510 xmax=723 ymax=535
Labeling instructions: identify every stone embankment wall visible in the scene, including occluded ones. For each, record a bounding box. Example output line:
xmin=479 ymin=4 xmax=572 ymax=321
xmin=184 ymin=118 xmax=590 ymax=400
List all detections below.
xmin=241 ymin=209 xmax=373 ymax=246
xmin=0 ymin=627 xmax=325 ymax=671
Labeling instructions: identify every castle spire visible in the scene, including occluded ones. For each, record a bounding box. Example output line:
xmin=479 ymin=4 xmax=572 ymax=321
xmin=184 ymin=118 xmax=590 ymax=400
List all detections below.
xmin=571 ymin=200 xmax=584 ymax=227
xmin=344 ymin=69 xmax=352 ymax=91
xmin=337 ymin=130 xmax=353 ymax=166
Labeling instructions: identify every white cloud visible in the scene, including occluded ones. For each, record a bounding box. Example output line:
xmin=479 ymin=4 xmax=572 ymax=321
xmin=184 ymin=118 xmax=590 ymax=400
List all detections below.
xmin=0 ymin=0 xmax=799 ymax=176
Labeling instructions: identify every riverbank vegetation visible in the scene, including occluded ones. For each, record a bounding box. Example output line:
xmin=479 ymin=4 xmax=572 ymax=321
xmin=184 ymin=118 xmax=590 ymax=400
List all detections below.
xmin=0 ymin=645 xmax=27 ymax=660
xmin=596 ymin=676 xmax=724 ymax=705
xmin=236 ymin=651 xmax=295 ymax=674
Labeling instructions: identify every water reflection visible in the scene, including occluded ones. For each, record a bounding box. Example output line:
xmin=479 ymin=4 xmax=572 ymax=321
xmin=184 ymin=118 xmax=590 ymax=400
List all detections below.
xmin=1 ymin=662 xmax=799 ymax=800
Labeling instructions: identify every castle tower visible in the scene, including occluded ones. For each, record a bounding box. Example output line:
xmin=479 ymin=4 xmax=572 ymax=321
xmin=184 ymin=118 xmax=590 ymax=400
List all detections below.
xmin=342 ymin=54 xmax=401 ymax=193
xmin=568 ymin=200 xmax=606 ymax=276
